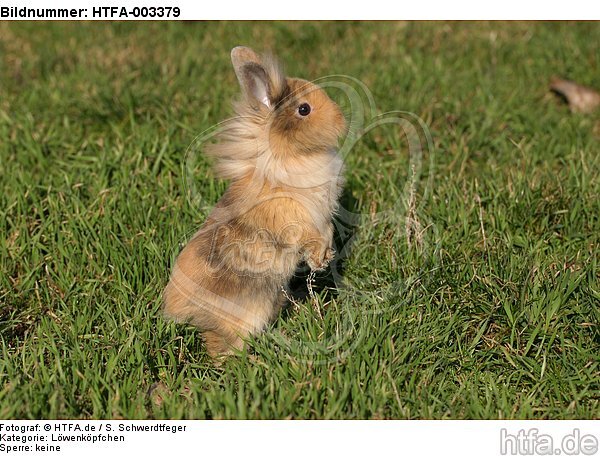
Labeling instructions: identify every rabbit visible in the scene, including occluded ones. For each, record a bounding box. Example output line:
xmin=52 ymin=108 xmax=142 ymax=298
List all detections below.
xmin=163 ymin=46 xmax=346 ymax=359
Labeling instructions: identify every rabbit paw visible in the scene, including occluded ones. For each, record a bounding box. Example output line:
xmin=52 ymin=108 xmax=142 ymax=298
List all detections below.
xmin=307 ymin=247 xmax=335 ymax=272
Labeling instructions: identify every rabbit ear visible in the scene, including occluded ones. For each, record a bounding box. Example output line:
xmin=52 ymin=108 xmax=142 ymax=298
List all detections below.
xmin=231 ymin=46 xmax=262 ymax=75
xmin=239 ymin=62 xmax=273 ymax=109
xmin=231 ymin=46 xmax=282 ymax=110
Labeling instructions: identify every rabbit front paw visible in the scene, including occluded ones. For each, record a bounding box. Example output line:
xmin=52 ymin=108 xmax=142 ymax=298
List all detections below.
xmin=307 ymin=247 xmax=335 ymax=272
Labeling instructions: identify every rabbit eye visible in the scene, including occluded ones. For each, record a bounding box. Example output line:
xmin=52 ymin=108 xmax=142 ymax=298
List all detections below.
xmin=297 ymin=103 xmax=311 ymax=116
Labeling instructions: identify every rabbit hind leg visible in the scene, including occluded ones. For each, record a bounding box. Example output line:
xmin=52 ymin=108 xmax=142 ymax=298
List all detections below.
xmin=203 ymin=329 xmax=245 ymax=359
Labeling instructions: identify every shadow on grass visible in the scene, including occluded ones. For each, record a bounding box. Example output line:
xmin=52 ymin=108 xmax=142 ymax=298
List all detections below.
xmin=283 ymin=186 xmax=360 ymax=317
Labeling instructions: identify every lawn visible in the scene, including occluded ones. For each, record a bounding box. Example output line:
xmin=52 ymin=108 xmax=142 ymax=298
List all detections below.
xmin=0 ymin=21 xmax=598 ymax=419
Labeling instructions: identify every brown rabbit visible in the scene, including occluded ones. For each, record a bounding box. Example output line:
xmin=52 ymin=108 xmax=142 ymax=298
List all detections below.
xmin=163 ymin=46 xmax=346 ymax=358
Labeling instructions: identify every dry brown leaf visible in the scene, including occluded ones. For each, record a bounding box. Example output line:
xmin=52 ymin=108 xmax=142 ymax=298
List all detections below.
xmin=550 ymin=78 xmax=600 ymax=114
xmin=147 ymin=382 xmax=169 ymax=407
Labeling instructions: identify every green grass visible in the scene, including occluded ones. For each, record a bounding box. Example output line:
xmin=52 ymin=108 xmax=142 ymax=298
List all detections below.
xmin=0 ymin=21 xmax=599 ymax=419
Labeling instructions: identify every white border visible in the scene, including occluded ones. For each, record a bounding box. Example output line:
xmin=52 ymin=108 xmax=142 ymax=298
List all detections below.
xmin=2 ymin=0 xmax=600 ymax=19
xmin=0 ymin=420 xmax=599 ymax=456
